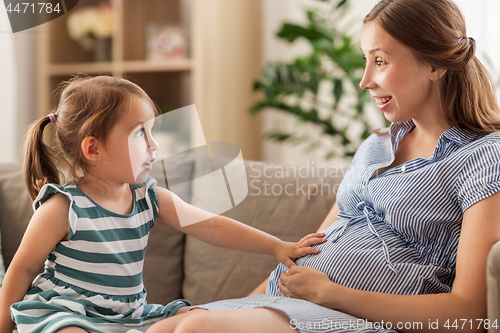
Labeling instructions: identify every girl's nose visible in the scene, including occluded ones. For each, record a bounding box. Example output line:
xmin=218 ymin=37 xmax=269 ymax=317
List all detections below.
xmin=147 ymin=133 xmax=159 ymax=152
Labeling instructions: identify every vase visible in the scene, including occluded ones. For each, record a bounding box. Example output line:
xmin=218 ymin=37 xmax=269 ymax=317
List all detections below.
xmin=94 ymin=37 xmax=112 ymax=62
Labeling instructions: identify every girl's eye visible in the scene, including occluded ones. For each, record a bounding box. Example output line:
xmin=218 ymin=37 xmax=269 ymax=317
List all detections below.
xmin=135 ymin=128 xmax=145 ymax=137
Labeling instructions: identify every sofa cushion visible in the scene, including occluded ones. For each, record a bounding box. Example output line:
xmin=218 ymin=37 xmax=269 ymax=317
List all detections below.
xmin=0 ymin=164 xmax=33 ymax=269
xmin=182 ymin=159 xmax=343 ymax=305
xmin=142 ymin=153 xmax=195 ymax=304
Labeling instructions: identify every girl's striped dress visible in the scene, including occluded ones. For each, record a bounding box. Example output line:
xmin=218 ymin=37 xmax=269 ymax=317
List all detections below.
xmin=10 ymin=177 xmax=190 ymax=333
xmin=193 ymin=120 xmax=500 ymax=332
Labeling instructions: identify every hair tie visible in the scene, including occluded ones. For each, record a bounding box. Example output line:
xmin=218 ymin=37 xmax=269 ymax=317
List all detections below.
xmin=462 ymin=36 xmax=475 ymax=65
xmin=48 ymin=113 xmax=57 ymax=124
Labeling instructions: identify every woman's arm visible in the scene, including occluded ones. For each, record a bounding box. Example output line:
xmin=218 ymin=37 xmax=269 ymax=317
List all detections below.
xmin=279 ymin=191 xmax=500 ymax=332
xmin=248 ymin=201 xmax=341 ymax=295
xmin=248 ymin=278 xmax=269 ymax=296
xmin=155 ymin=187 xmax=326 ymax=268
xmin=0 ymin=194 xmax=69 ymax=333
xmin=315 ymin=201 xmax=341 ymax=232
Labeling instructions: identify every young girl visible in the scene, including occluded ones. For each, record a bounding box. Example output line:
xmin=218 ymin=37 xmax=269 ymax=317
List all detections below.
xmin=0 ymin=75 xmax=326 ymax=333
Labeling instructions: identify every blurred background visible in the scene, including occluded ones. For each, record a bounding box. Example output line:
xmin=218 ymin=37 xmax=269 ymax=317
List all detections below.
xmin=0 ymin=0 xmax=499 ymax=166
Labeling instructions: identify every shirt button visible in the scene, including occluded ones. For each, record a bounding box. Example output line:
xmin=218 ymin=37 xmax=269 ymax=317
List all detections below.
xmin=401 ymin=166 xmax=406 ymax=172
xmin=436 ymin=151 xmax=441 ymax=157
xmin=363 ymin=181 xmax=366 ymax=186
xmin=440 ymin=138 xmax=445 ymax=144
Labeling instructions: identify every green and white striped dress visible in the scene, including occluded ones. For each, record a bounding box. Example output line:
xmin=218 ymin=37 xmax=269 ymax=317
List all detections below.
xmin=11 ymin=177 xmax=189 ymax=333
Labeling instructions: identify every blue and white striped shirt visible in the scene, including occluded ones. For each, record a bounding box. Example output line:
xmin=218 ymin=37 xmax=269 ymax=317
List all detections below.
xmin=267 ymin=120 xmax=500 ymax=296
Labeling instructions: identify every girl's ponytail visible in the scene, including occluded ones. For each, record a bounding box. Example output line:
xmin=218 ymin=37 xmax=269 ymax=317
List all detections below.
xmin=23 ymin=114 xmax=67 ymax=201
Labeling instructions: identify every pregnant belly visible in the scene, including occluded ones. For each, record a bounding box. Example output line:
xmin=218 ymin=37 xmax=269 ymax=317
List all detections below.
xmin=266 ymin=220 xmax=448 ymax=296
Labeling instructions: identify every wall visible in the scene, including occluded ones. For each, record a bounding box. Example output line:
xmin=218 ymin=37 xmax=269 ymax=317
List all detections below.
xmin=195 ymin=0 xmax=263 ymax=161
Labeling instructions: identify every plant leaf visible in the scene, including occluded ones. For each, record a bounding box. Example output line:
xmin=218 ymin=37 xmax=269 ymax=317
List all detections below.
xmin=336 ymin=0 xmax=348 ymax=9
xmin=333 ymin=78 xmax=343 ymax=107
xmin=266 ymin=132 xmax=293 ymax=142
xmin=249 ymin=0 xmax=380 ymax=160
xmin=277 ymin=23 xmax=332 ymax=43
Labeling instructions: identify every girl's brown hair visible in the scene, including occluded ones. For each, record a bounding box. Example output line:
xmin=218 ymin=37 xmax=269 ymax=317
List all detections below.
xmin=24 ymin=75 xmax=159 ymax=200
xmin=365 ymin=0 xmax=500 ymax=132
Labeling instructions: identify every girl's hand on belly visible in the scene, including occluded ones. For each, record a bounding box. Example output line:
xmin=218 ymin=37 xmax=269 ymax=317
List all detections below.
xmin=277 ymin=266 xmax=335 ymax=306
xmin=273 ymin=232 xmax=326 ymax=268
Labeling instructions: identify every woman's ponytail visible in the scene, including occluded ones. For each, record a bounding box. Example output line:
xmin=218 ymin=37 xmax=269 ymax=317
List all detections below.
xmin=23 ymin=114 xmax=67 ymax=201
xmin=441 ymin=55 xmax=500 ymax=132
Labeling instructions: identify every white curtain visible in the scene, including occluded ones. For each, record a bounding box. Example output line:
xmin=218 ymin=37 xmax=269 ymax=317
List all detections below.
xmin=0 ymin=5 xmax=17 ymax=163
xmin=0 ymin=4 xmax=37 ymax=164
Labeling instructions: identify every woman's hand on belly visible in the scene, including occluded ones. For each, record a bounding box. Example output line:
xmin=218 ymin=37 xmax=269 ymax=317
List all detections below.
xmin=277 ymin=266 xmax=336 ymax=307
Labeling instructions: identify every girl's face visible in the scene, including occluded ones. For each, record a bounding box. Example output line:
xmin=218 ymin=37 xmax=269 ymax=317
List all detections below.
xmin=102 ymin=97 xmax=159 ymax=184
xmin=359 ymin=22 xmax=441 ymax=123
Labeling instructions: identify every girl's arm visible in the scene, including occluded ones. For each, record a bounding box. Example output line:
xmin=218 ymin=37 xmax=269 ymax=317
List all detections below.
xmin=155 ymin=187 xmax=326 ymax=268
xmin=279 ymin=190 xmax=500 ymax=333
xmin=248 ymin=201 xmax=340 ymax=296
xmin=0 ymin=194 xmax=69 ymax=333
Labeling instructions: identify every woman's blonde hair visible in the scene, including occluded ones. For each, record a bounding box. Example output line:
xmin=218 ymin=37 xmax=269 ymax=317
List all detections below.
xmin=365 ymin=0 xmax=500 ymax=132
xmin=24 ymin=75 xmax=159 ymax=200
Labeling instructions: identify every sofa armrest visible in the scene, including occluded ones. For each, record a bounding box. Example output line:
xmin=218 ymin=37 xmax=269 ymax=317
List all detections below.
xmin=487 ymin=240 xmax=500 ymax=332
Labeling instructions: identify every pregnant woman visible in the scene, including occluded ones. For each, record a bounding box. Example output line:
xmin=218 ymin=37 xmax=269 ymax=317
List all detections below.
xmin=148 ymin=0 xmax=500 ymax=332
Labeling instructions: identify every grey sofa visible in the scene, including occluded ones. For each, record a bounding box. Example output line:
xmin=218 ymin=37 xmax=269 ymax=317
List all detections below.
xmin=1 ymin=155 xmax=499 ymax=331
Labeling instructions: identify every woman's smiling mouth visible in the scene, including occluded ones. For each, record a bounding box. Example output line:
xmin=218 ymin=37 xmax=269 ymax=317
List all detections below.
xmin=374 ymin=96 xmax=393 ymax=111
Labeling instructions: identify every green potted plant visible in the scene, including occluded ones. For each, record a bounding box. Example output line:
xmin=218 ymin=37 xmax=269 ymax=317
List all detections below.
xmin=251 ymin=0 xmax=385 ymax=159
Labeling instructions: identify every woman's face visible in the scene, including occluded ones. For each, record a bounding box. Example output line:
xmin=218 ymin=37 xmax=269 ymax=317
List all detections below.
xmin=360 ymin=21 xmax=441 ymax=123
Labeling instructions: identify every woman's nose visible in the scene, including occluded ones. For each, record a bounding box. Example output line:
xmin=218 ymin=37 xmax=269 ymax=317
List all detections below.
xmin=359 ymin=67 xmax=375 ymax=90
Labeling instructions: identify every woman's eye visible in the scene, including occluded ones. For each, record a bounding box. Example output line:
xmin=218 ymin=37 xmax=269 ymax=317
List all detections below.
xmin=375 ymin=58 xmax=385 ymax=67
xmin=363 ymin=56 xmax=385 ymax=68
